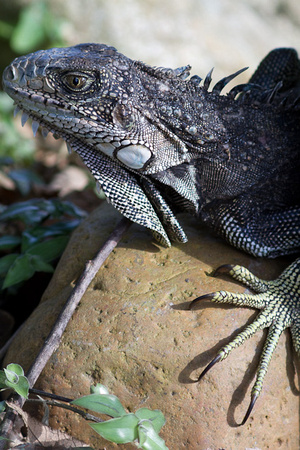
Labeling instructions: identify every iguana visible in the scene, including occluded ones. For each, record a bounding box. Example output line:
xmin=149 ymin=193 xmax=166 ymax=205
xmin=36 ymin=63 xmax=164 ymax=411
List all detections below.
xmin=2 ymin=43 xmax=300 ymax=424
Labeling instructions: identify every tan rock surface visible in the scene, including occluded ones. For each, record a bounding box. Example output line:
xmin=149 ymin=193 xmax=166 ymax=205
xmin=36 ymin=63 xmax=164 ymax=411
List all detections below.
xmin=4 ymin=203 xmax=298 ymax=449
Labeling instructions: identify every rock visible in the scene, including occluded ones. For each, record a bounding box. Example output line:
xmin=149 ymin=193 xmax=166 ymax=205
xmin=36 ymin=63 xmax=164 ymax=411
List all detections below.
xmin=51 ymin=0 xmax=300 ymax=78
xmin=4 ymin=203 xmax=298 ymax=449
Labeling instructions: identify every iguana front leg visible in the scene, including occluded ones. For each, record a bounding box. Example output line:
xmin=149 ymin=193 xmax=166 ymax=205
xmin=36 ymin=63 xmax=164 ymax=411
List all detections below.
xmin=190 ymin=258 xmax=300 ymax=424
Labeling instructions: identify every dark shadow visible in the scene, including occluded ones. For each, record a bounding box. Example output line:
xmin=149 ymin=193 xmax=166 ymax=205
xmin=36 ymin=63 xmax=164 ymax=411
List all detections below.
xmin=226 ymin=331 xmax=266 ymax=427
xmin=171 ymin=301 xmax=191 ymax=311
xmin=285 ymin=331 xmax=300 ymax=441
xmin=172 ymin=298 xmax=246 ymax=312
xmin=178 ymin=308 xmax=258 ymax=384
xmin=292 ymin=344 xmax=300 ymax=442
xmin=286 ymin=331 xmax=300 ymax=396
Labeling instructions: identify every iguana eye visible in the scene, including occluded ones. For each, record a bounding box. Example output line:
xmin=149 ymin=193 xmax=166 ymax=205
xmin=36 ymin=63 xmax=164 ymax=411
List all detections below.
xmin=62 ymin=73 xmax=93 ymax=91
xmin=64 ymin=74 xmax=87 ymax=89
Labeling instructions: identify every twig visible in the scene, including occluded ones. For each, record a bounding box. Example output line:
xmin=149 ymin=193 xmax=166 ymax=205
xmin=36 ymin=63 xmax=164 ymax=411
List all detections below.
xmin=29 ymin=387 xmax=72 ymax=403
xmin=26 ymin=398 xmax=104 ymax=423
xmin=0 ymin=217 xmax=131 ymax=448
xmin=26 ymin=216 xmax=131 ymax=388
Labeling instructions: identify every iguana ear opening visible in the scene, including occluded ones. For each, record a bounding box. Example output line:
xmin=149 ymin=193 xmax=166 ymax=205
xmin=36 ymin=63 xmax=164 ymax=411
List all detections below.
xmin=112 ymin=103 xmax=135 ymax=131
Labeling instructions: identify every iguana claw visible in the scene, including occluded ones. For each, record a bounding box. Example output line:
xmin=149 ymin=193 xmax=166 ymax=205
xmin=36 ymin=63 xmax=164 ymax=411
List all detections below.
xmin=190 ymin=258 xmax=300 ymax=424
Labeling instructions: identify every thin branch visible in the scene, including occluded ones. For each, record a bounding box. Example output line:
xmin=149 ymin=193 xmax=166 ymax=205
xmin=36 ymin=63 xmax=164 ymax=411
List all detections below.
xmin=26 ymin=216 xmax=131 ymax=388
xmin=0 ymin=217 xmax=131 ymax=448
xmin=27 ymin=398 xmax=105 ymax=423
xmin=29 ymin=388 xmax=72 ymax=403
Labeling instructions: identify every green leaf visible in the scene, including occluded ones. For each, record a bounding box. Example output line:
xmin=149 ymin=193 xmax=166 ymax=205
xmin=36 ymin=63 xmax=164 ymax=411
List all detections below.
xmin=0 ymin=200 xmax=49 ymax=225
xmin=3 ymin=368 xmax=18 ymax=384
xmin=0 ymin=19 xmax=14 ymax=39
xmin=90 ymin=414 xmax=139 ymax=444
xmin=21 ymin=230 xmax=41 ymax=250
xmin=0 ymin=235 xmax=21 ymax=250
xmin=0 ymin=254 xmax=19 ymax=277
xmin=25 ymin=235 xmax=69 ymax=262
xmin=138 ymin=421 xmax=168 ymax=450
xmin=21 ymin=223 xmax=78 ymax=251
xmin=2 ymin=254 xmax=36 ymax=288
xmin=135 ymin=408 xmax=166 ymax=434
xmin=72 ymin=393 xmax=127 ymax=418
xmin=8 ymin=169 xmax=44 ymax=196
xmin=53 ymin=200 xmax=87 ymax=219
xmin=90 ymin=384 xmax=110 ymax=395
xmin=29 ymin=255 xmax=54 ymax=273
xmin=2 ymin=365 xmax=29 ymax=398
xmin=0 ymin=199 xmax=85 ymax=227
xmin=5 ymin=375 xmax=29 ymax=398
xmin=6 ymin=364 xmax=24 ymax=376
xmin=0 ymin=371 xmax=7 ymax=388
xmin=11 ymin=2 xmax=48 ymax=53
xmin=0 ymin=203 xmax=39 ymax=221
xmin=2 ymin=253 xmax=53 ymax=289
xmin=0 ymin=365 xmax=29 ymax=398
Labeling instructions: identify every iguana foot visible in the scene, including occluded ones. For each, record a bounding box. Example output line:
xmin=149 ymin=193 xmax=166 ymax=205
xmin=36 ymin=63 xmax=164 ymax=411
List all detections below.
xmin=190 ymin=258 xmax=300 ymax=425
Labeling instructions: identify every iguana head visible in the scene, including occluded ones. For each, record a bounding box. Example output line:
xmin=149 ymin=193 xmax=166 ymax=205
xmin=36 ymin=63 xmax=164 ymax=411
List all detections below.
xmin=3 ymin=43 xmax=197 ymax=246
xmin=3 ymin=43 xmax=191 ymax=173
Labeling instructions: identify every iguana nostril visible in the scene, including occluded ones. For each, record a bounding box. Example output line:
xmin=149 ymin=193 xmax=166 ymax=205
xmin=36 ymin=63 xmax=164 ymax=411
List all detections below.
xmin=4 ymin=65 xmax=18 ymax=82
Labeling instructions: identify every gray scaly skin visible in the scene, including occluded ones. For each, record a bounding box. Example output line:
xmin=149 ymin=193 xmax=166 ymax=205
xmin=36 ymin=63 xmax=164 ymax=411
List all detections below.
xmin=2 ymin=44 xmax=300 ymax=424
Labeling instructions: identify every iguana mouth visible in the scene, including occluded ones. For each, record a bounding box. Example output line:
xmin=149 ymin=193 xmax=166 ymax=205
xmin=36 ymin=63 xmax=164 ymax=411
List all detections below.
xmin=13 ymin=102 xmax=153 ymax=171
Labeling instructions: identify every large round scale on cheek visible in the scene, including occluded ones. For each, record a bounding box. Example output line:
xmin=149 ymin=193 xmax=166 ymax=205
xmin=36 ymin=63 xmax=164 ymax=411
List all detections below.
xmin=116 ymin=144 xmax=152 ymax=169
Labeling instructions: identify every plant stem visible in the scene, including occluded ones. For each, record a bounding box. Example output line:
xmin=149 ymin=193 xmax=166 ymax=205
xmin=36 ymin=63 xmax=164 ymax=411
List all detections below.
xmin=27 ymin=398 xmax=104 ymax=423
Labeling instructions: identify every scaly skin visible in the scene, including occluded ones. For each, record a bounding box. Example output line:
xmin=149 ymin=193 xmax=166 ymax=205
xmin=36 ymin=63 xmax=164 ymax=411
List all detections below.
xmin=2 ymin=44 xmax=300 ymax=423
